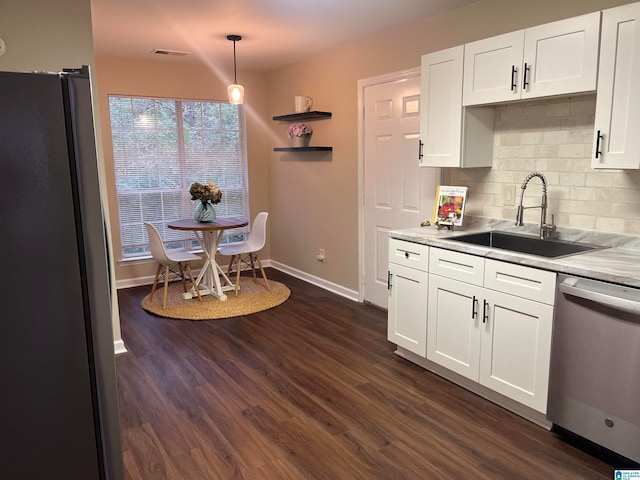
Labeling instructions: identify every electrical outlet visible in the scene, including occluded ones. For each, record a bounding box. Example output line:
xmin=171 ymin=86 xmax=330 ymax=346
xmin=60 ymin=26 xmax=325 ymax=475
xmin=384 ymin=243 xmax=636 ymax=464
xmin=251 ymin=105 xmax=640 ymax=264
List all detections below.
xmin=316 ymin=248 xmax=325 ymax=262
xmin=503 ymin=184 xmax=516 ymax=206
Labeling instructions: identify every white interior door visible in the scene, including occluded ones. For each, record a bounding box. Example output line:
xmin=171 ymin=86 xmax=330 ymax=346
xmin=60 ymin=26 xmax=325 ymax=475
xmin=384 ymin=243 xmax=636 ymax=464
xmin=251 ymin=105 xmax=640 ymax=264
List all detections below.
xmin=362 ymin=74 xmax=439 ymax=308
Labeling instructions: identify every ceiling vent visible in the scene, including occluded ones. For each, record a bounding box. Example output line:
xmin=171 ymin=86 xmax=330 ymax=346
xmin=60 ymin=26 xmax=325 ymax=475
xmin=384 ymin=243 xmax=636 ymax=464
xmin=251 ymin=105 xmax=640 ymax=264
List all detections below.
xmin=151 ymin=49 xmax=191 ymax=56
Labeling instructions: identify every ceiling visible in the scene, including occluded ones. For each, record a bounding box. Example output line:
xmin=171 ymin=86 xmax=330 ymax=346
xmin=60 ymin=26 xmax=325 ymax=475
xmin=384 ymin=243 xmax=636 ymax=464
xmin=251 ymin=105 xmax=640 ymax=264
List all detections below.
xmin=90 ymin=0 xmax=478 ymax=72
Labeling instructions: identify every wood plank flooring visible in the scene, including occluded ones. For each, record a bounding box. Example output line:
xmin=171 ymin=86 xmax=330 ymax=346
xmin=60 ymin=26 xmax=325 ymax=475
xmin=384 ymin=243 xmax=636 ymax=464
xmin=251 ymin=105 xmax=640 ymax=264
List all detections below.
xmin=116 ymin=269 xmax=636 ymax=479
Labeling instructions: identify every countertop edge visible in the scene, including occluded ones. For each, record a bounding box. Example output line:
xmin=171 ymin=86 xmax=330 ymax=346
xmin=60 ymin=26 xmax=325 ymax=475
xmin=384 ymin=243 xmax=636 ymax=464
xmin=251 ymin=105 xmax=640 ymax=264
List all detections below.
xmin=390 ymin=221 xmax=640 ymax=288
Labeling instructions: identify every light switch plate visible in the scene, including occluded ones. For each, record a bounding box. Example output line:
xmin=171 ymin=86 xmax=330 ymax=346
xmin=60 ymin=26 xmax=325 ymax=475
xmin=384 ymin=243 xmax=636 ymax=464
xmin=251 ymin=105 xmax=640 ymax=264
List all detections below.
xmin=503 ymin=184 xmax=516 ymax=206
xmin=0 ymin=38 xmax=6 ymax=56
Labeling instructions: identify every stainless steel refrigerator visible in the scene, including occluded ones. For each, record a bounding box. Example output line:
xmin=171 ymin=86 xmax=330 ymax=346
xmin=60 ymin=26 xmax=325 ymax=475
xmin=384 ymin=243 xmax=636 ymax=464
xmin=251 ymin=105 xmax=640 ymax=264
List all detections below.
xmin=0 ymin=67 xmax=123 ymax=479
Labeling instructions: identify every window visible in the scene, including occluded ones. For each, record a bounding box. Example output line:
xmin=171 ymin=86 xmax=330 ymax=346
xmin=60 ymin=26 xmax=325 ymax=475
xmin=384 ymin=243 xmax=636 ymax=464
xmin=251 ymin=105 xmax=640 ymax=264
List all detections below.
xmin=108 ymin=96 xmax=249 ymax=258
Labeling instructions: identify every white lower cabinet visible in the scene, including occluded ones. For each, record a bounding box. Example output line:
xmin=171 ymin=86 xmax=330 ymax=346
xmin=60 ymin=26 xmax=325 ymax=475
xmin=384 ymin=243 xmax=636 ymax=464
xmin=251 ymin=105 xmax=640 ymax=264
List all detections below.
xmin=427 ymin=274 xmax=481 ymax=379
xmin=426 ymin=247 xmax=555 ymax=413
xmin=479 ymin=288 xmax=553 ymax=413
xmin=387 ymin=239 xmax=429 ymax=357
xmin=388 ymin=263 xmax=428 ymax=356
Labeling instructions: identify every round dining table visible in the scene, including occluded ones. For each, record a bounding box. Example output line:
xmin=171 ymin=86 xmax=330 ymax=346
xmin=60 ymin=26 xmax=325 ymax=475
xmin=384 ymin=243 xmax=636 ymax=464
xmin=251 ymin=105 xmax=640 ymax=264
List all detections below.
xmin=168 ymin=217 xmax=248 ymax=301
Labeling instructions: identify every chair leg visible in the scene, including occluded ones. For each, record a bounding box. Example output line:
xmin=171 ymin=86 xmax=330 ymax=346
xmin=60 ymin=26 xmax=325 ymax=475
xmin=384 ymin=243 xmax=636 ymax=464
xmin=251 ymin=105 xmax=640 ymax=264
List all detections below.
xmin=162 ymin=265 xmax=170 ymax=310
xmin=178 ymin=262 xmax=188 ymax=293
xmin=150 ymin=264 xmax=162 ymax=301
xmin=249 ymin=253 xmax=258 ymax=279
xmin=235 ymin=255 xmax=241 ymax=296
xmin=185 ymin=265 xmax=202 ymax=302
xmin=255 ymin=255 xmax=270 ymax=291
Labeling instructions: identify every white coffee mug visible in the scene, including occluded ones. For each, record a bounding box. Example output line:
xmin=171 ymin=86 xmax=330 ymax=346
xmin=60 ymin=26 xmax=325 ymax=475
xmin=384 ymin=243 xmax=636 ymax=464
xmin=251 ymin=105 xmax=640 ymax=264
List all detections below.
xmin=294 ymin=95 xmax=313 ymax=113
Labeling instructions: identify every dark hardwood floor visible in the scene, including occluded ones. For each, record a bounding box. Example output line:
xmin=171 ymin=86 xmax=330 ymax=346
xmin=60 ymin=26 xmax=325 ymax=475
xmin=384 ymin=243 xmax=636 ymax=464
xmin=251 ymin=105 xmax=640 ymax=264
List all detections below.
xmin=116 ymin=269 xmax=633 ymax=479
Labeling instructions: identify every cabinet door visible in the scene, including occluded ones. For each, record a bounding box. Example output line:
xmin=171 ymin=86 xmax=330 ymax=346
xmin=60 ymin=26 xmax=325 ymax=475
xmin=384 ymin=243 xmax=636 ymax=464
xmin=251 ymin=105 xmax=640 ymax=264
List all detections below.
xmin=463 ymin=13 xmax=600 ymax=104
xmin=427 ymin=275 xmax=481 ymax=381
xmin=388 ymin=263 xmax=428 ymax=356
xmin=479 ymin=289 xmax=553 ymax=413
xmin=420 ymin=46 xmax=463 ymax=168
xmin=522 ymin=12 xmax=600 ymax=100
xmin=463 ymin=30 xmax=524 ymax=106
xmin=592 ymin=3 xmax=640 ymax=169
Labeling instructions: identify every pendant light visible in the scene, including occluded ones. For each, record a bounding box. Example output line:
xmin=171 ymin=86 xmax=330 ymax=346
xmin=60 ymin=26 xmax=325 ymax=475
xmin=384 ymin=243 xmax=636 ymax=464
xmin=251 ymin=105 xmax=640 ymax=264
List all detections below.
xmin=227 ymin=34 xmax=244 ymax=104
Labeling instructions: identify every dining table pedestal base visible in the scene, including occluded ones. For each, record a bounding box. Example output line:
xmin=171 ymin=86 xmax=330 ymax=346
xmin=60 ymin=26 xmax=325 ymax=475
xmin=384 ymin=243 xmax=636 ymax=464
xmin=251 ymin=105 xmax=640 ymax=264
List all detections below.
xmin=167 ymin=217 xmax=249 ymax=302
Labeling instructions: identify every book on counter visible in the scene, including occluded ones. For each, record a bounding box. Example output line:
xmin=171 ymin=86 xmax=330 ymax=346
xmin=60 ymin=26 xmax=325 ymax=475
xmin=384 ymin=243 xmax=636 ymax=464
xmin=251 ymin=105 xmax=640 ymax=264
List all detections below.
xmin=432 ymin=185 xmax=468 ymax=226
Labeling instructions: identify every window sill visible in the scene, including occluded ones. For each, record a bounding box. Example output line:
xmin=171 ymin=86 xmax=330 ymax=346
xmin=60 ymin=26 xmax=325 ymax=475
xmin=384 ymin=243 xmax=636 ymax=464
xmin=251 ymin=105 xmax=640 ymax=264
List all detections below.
xmin=118 ymin=249 xmax=204 ymax=266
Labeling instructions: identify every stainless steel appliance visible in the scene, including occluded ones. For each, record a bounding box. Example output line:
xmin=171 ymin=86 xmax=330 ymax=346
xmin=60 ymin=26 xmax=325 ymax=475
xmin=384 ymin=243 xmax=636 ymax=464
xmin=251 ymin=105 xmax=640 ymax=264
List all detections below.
xmin=548 ymin=274 xmax=640 ymax=463
xmin=0 ymin=68 xmax=123 ymax=478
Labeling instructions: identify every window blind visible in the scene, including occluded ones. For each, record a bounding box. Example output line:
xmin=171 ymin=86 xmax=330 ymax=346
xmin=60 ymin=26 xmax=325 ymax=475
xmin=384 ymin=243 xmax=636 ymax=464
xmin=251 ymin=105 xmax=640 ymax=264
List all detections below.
xmin=108 ymin=96 xmax=249 ymax=257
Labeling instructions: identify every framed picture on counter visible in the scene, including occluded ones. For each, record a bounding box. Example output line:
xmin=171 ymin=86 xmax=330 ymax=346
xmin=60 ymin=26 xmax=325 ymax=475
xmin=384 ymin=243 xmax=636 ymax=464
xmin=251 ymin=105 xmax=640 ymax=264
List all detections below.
xmin=432 ymin=185 xmax=468 ymax=227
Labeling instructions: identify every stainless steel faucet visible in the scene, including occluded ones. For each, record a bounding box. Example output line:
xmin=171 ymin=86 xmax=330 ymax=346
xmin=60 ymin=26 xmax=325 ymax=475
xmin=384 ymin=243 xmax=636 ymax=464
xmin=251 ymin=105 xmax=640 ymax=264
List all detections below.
xmin=515 ymin=172 xmax=556 ymax=240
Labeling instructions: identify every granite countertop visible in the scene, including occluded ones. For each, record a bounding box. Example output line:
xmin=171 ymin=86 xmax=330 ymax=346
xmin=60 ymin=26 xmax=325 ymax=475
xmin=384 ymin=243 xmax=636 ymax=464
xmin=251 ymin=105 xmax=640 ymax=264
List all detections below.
xmin=390 ymin=216 xmax=640 ymax=288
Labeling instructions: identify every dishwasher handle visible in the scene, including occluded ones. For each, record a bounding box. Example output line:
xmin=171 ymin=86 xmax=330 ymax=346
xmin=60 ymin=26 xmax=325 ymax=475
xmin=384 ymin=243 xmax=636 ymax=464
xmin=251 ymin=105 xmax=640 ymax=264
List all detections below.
xmin=559 ymin=277 xmax=640 ymax=316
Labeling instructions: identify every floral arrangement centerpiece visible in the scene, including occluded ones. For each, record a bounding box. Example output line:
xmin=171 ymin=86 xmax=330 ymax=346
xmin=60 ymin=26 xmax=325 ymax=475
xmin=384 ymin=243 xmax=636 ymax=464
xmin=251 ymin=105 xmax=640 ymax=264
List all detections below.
xmin=190 ymin=181 xmax=222 ymax=222
xmin=287 ymin=122 xmax=313 ymax=147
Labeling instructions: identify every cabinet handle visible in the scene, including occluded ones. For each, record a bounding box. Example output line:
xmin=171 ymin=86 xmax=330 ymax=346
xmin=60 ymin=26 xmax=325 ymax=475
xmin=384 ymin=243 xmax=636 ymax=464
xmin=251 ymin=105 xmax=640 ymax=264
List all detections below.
xmin=418 ymin=139 xmax=424 ymax=160
xmin=522 ymin=63 xmax=530 ymax=90
xmin=595 ymin=130 xmax=603 ymax=159
xmin=472 ymin=295 xmax=478 ymax=319
xmin=387 ymin=271 xmax=392 ymax=290
xmin=482 ymin=299 xmax=489 ymax=324
xmin=510 ymin=65 xmax=517 ymax=91
xmin=405 ymin=251 xmax=410 ymax=259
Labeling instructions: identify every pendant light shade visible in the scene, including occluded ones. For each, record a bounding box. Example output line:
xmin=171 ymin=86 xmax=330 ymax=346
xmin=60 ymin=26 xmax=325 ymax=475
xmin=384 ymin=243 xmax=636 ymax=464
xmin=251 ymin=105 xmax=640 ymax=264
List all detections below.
xmin=227 ymin=84 xmax=244 ymax=104
xmin=227 ymin=35 xmax=244 ymax=105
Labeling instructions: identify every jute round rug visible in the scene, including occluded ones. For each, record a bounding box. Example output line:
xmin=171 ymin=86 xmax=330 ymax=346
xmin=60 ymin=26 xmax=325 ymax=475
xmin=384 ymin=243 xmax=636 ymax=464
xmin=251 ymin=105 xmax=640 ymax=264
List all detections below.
xmin=140 ymin=278 xmax=290 ymax=320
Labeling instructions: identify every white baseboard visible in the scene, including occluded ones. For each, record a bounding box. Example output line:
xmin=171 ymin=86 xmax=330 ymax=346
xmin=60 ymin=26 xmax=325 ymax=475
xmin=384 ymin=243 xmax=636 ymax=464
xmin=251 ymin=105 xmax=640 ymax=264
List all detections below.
xmin=268 ymin=260 xmax=359 ymax=302
xmin=117 ymin=274 xmax=157 ymax=290
xmin=116 ymin=258 xmax=360 ymax=303
xmin=114 ymin=339 xmax=127 ymax=355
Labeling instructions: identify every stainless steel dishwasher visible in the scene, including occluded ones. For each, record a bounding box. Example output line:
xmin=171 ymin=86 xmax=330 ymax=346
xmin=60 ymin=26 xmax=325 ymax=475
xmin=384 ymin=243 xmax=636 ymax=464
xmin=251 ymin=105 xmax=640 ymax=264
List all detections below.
xmin=547 ymin=274 xmax=640 ymax=463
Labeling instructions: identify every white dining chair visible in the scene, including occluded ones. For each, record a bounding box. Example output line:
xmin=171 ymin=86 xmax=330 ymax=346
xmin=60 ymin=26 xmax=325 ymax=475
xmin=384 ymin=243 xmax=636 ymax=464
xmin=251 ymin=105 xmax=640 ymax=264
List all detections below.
xmin=218 ymin=212 xmax=270 ymax=296
xmin=144 ymin=222 xmax=202 ymax=309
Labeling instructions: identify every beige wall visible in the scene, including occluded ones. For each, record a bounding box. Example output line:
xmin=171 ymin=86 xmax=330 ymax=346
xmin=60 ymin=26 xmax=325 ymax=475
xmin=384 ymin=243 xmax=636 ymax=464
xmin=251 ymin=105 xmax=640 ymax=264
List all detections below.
xmin=264 ymin=0 xmax=637 ymax=292
xmin=94 ymin=55 xmax=271 ymax=284
xmin=2 ymin=0 xmax=123 ymax=347
xmin=2 ymin=0 xmax=95 ymax=71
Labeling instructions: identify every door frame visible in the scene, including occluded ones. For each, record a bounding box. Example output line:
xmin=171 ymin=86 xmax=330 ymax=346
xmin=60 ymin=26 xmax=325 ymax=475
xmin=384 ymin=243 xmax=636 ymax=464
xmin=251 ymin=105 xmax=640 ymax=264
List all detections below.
xmin=357 ymin=67 xmax=421 ymax=304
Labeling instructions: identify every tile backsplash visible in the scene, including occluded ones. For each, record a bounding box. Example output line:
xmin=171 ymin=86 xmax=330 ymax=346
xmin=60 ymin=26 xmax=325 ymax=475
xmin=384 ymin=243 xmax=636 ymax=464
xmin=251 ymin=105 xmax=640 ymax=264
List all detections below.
xmin=443 ymin=95 xmax=640 ymax=235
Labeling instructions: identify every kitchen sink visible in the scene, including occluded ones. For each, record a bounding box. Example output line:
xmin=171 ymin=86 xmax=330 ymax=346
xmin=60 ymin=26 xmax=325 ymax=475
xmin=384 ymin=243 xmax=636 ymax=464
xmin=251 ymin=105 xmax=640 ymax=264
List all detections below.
xmin=447 ymin=231 xmax=604 ymax=258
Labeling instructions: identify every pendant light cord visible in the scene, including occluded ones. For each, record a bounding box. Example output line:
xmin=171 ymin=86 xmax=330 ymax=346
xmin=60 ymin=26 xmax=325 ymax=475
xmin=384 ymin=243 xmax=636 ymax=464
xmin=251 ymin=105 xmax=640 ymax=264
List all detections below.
xmin=233 ymin=40 xmax=238 ymax=84
xmin=227 ymin=34 xmax=242 ymax=84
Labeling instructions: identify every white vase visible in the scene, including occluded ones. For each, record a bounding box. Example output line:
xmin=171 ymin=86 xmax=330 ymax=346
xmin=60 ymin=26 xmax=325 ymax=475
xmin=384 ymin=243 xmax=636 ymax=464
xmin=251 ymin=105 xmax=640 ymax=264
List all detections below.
xmin=293 ymin=134 xmax=311 ymax=148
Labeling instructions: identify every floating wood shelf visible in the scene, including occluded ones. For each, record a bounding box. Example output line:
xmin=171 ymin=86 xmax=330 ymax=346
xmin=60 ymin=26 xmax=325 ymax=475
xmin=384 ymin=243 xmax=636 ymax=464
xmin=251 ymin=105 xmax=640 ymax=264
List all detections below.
xmin=273 ymin=111 xmax=333 ymax=152
xmin=273 ymin=146 xmax=333 ymax=152
xmin=272 ymin=111 xmax=332 ymax=122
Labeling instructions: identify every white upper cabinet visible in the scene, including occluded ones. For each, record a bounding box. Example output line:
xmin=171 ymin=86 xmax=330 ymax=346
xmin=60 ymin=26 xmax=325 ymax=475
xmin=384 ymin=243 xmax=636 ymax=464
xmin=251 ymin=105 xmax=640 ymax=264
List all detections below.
xmin=420 ymin=46 xmax=494 ymax=168
xmin=463 ymin=31 xmax=524 ymax=105
xmin=420 ymin=46 xmax=464 ymax=167
xmin=463 ymin=12 xmax=601 ymax=106
xmin=592 ymin=2 xmax=640 ymax=169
